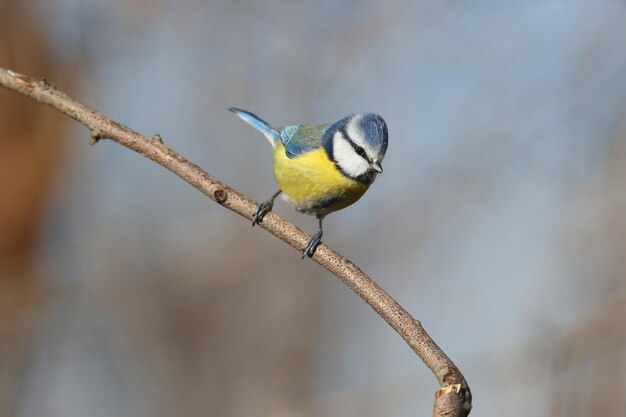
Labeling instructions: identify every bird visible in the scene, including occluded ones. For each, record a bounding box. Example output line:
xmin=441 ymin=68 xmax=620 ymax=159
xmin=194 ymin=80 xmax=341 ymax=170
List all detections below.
xmin=229 ymin=107 xmax=388 ymax=258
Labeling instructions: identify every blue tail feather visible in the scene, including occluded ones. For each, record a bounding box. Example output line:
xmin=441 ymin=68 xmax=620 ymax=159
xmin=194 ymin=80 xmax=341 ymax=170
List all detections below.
xmin=229 ymin=107 xmax=280 ymax=145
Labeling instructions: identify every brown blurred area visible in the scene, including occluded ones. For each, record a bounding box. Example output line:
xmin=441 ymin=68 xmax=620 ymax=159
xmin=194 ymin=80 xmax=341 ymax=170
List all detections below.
xmin=0 ymin=1 xmax=70 ymax=415
xmin=551 ymin=119 xmax=626 ymax=417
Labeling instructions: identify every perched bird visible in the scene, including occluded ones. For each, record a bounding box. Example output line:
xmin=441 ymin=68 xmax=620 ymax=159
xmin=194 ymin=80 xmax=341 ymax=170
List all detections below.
xmin=229 ymin=108 xmax=388 ymax=258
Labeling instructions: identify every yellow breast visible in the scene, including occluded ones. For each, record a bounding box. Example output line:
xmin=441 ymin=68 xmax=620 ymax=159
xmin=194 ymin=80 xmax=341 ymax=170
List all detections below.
xmin=273 ymin=143 xmax=370 ymax=215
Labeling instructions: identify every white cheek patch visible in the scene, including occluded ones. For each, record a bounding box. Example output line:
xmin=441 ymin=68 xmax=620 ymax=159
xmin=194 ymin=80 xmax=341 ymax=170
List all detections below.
xmin=346 ymin=115 xmax=376 ymax=158
xmin=333 ymin=131 xmax=370 ymax=178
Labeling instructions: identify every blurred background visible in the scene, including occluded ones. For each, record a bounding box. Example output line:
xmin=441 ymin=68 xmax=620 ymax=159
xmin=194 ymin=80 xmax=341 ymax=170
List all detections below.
xmin=1 ymin=1 xmax=626 ymax=416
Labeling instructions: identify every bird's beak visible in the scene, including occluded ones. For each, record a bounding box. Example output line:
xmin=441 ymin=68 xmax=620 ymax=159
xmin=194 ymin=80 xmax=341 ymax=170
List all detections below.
xmin=371 ymin=160 xmax=383 ymax=173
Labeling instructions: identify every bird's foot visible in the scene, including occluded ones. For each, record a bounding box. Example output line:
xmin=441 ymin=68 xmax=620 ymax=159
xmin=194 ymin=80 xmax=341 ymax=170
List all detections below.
xmin=252 ymin=200 xmax=273 ymax=226
xmin=302 ymin=231 xmax=323 ymax=259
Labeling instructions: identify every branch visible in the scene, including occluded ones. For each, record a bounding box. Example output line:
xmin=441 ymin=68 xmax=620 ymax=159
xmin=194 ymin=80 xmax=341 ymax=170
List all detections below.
xmin=0 ymin=67 xmax=471 ymax=416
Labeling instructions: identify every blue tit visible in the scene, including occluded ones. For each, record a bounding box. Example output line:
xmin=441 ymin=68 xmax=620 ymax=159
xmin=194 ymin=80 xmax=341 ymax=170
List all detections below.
xmin=229 ymin=107 xmax=388 ymax=258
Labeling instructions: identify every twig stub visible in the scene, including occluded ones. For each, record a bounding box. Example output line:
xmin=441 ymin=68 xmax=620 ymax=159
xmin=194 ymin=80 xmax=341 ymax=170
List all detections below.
xmin=434 ymin=384 xmax=472 ymax=417
xmin=90 ymin=129 xmax=104 ymax=145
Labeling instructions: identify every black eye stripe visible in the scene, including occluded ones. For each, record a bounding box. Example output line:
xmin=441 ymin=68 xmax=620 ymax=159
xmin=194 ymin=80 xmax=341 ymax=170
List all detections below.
xmin=339 ymin=127 xmax=369 ymax=161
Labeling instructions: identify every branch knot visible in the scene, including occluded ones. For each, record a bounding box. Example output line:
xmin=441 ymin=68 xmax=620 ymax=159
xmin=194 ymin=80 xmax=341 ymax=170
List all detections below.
xmin=209 ymin=184 xmax=227 ymax=203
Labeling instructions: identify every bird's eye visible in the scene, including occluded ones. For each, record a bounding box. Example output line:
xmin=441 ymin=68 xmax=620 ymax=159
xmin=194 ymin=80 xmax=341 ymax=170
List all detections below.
xmin=355 ymin=146 xmax=366 ymax=157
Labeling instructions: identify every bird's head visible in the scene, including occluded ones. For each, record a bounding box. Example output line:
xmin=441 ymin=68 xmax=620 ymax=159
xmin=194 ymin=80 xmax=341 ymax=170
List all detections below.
xmin=324 ymin=113 xmax=389 ymax=184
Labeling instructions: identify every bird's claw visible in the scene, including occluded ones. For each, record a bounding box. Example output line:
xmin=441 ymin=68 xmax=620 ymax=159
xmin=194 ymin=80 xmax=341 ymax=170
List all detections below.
xmin=252 ymin=200 xmax=273 ymax=226
xmin=302 ymin=231 xmax=323 ymax=259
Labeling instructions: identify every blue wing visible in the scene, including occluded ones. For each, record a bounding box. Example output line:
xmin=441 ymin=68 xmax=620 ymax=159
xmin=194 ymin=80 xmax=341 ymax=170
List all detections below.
xmin=280 ymin=124 xmax=327 ymax=158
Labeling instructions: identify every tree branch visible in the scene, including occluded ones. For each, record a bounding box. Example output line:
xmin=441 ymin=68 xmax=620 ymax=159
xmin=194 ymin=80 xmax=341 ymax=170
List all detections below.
xmin=0 ymin=67 xmax=471 ymax=416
